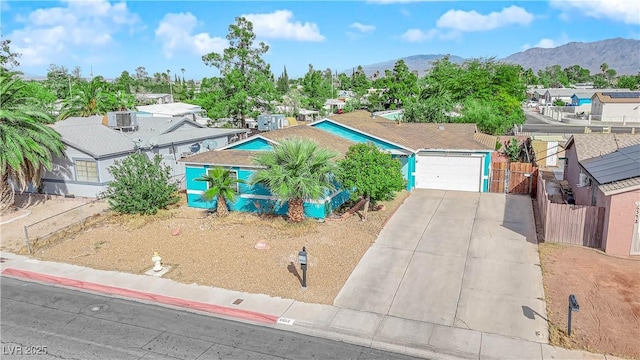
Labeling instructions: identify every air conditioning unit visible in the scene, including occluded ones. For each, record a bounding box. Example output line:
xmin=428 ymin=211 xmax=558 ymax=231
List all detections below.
xmin=577 ymin=172 xmax=590 ymax=187
xmin=106 ymin=111 xmax=138 ymax=131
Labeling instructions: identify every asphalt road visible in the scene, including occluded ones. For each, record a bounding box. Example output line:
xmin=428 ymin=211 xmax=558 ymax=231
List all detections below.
xmin=523 ymin=112 xmax=635 ymax=134
xmin=0 ymin=277 xmax=423 ymax=360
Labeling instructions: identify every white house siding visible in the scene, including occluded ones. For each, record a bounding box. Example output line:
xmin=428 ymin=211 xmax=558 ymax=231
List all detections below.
xmin=601 ymin=103 xmax=640 ymax=122
xmin=41 ymin=147 xmax=126 ymax=198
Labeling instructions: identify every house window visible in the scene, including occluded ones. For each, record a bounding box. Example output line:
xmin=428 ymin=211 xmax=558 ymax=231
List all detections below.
xmin=75 ymin=160 xmax=99 ymax=182
xmin=207 ymin=168 xmax=239 ymax=193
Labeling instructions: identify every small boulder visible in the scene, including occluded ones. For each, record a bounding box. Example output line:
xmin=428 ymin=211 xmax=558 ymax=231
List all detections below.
xmin=171 ymin=227 xmax=182 ymax=236
xmin=254 ymin=241 xmax=270 ymax=250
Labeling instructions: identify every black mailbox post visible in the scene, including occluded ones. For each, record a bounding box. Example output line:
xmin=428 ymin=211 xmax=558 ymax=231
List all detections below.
xmin=298 ymin=247 xmax=308 ymax=288
xmin=568 ymin=294 xmax=579 ymax=336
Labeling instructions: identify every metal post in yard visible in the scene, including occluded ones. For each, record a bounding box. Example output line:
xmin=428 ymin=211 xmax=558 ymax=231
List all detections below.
xmin=23 ymin=226 xmax=32 ymax=254
xmin=79 ymin=206 xmax=84 ymax=229
xmin=504 ymin=168 xmax=510 ymax=194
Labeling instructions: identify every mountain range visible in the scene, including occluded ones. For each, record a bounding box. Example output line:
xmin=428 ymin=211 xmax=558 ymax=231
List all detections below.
xmin=348 ymin=38 xmax=639 ymax=77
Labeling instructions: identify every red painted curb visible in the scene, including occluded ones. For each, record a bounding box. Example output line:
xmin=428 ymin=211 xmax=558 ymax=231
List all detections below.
xmin=2 ymin=268 xmax=279 ymax=324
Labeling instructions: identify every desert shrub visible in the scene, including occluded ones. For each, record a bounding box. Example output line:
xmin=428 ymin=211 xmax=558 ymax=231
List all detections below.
xmin=100 ymin=153 xmax=179 ymax=215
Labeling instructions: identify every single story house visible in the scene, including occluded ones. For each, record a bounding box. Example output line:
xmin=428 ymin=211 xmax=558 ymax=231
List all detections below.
xmin=564 ymin=134 xmax=640 ymax=256
xmin=571 ymin=89 xmax=631 ymax=111
xmin=181 ymin=126 xmax=354 ymax=218
xmin=136 ymin=93 xmax=173 ymax=105
xmin=323 ymin=99 xmax=345 ymax=113
xmin=312 ymin=111 xmax=496 ymax=192
xmin=137 ymin=102 xmax=210 ymax=125
xmin=590 ymin=92 xmax=640 ymax=123
xmin=41 ymin=112 xmax=247 ymax=198
xmin=181 ymin=110 xmax=496 ymax=218
xmin=543 ymin=89 xmax=576 ymax=105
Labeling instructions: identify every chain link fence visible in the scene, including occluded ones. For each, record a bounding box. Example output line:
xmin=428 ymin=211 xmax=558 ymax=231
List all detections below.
xmin=23 ymin=199 xmax=109 ymax=253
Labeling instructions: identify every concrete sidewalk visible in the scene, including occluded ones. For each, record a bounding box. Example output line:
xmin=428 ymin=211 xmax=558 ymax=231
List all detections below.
xmin=0 ymin=252 xmax=622 ymax=360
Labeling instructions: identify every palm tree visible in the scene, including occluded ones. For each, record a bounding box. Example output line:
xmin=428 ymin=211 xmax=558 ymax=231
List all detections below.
xmin=251 ymin=138 xmax=338 ymax=222
xmin=58 ymin=77 xmax=109 ymax=120
xmin=195 ymin=167 xmax=245 ymax=216
xmin=0 ymin=70 xmax=65 ymax=212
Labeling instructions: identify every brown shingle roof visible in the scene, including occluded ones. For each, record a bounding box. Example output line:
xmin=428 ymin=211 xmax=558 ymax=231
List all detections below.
xmin=181 ymin=150 xmax=265 ymax=167
xmin=180 ymin=125 xmax=355 ymax=166
xmin=567 ymin=133 xmax=640 ymax=161
xmin=327 ymin=110 xmax=495 ymax=151
xmin=592 ymin=92 xmax=640 ymax=103
xmin=599 ymin=177 xmax=640 ymax=196
xmin=260 ymin=125 xmax=354 ymax=156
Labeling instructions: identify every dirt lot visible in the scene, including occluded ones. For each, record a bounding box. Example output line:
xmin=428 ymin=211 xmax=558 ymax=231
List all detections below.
xmin=1 ymin=194 xmax=108 ymax=252
xmin=539 ymin=243 xmax=640 ymax=359
xmin=24 ymin=192 xmax=409 ymax=305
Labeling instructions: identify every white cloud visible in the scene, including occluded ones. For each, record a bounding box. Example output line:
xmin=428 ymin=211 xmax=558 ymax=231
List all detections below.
xmin=7 ymin=0 xmax=141 ymax=66
xmin=436 ymin=5 xmax=534 ymax=32
xmin=522 ymin=35 xmax=570 ymax=50
xmin=350 ymin=22 xmax=375 ymax=33
xmin=550 ymin=0 xmax=639 ymax=25
xmin=401 ymin=28 xmax=436 ymax=42
xmin=400 ymin=28 xmax=459 ymax=42
xmin=242 ymin=10 xmax=325 ymax=42
xmin=155 ymin=12 xmax=227 ymax=59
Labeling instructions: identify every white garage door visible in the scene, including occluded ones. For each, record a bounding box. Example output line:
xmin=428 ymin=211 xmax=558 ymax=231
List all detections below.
xmin=415 ymin=154 xmax=482 ymax=192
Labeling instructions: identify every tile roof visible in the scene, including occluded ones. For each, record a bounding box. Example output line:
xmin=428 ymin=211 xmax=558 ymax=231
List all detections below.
xmin=567 ymin=133 xmax=640 ymax=161
xmin=181 ymin=150 xmax=265 ymax=167
xmin=326 ymin=110 xmax=495 ymax=151
xmin=592 ymin=91 xmax=640 ymax=104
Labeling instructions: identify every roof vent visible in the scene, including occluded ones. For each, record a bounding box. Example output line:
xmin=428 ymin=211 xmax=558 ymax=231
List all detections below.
xmin=438 ymin=125 xmax=445 ymax=131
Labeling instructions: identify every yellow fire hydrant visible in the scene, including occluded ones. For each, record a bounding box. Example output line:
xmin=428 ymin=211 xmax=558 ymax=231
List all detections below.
xmin=152 ymin=251 xmax=163 ymax=272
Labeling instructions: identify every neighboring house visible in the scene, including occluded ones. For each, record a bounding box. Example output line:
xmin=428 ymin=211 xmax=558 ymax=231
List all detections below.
xmin=590 ymin=92 xmax=640 ymax=123
xmin=180 ymin=126 xmax=354 ymax=219
xmin=323 ymin=99 xmax=345 ymax=113
xmin=570 ymin=89 xmax=631 ymax=111
xmin=42 ymin=112 xmax=248 ymax=198
xmin=563 ymin=134 xmax=640 ymax=256
xmin=136 ymin=93 xmax=173 ymax=105
xmin=543 ymin=89 xmax=576 ymax=105
xmin=313 ymin=111 xmax=496 ymax=192
xmin=137 ymin=102 xmax=210 ymax=125
xmin=297 ymin=109 xmax=319 ymax=122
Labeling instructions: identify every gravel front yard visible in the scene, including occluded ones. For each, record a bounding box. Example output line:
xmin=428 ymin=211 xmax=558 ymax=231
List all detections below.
xmin=32 ymin=191 xmax=409 ymax=305
xmin=539 ymin=243 xmax=640 ymax=359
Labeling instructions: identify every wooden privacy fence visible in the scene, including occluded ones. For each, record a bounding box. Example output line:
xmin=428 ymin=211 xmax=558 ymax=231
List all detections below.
xmin=491 ymin=161 xmax=538 ymax=195
xmin=536 ymin=177 xmax=604 ymax=248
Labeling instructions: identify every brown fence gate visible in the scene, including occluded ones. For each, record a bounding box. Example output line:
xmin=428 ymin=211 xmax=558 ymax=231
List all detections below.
xmin=491 ymin=162 xmax=538 ymax=195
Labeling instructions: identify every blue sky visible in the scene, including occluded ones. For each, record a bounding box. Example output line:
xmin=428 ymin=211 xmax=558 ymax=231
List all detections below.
xmin=2 ymin=0 xmax=639 ymax=79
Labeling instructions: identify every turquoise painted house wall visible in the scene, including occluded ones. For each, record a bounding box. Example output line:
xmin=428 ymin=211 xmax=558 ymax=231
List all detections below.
xmin=481 ymin=151 xmax=491 ymax=192
xmin=312 ymin=121 xmax=403 ymax=151
xmin=571 ymin=95 xmax=592 ymax=106
xmin=185 ymin=165 xmax=349 ymax=218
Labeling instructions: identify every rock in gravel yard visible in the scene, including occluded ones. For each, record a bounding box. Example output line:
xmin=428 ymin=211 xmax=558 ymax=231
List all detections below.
xmin=171 ymin=227 xmax=182 ymax=236
xmin=254 ymin=241 xmax=270 ymax=250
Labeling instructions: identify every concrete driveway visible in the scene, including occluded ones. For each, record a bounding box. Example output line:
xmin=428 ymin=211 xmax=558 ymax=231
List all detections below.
xmin=334 ymin=190 xmax=548 ymax=343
